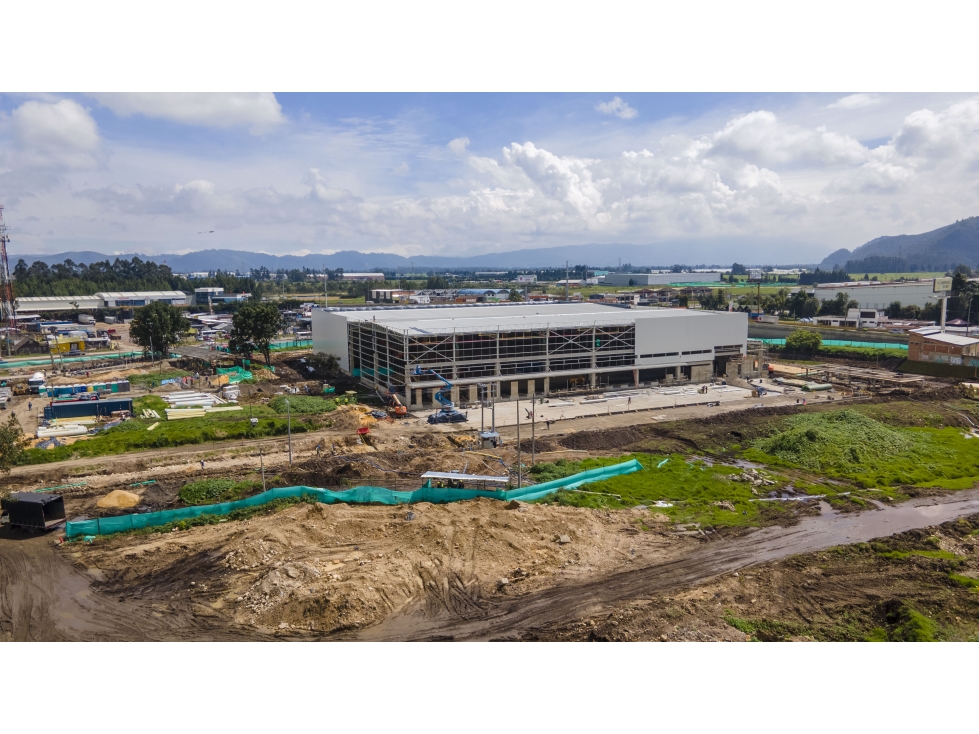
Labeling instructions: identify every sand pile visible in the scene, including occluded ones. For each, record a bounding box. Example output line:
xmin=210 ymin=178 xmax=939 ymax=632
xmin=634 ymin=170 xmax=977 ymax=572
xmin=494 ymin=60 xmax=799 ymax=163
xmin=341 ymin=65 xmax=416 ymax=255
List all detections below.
xmin=97 ymin=490 xmax=141 ymax=509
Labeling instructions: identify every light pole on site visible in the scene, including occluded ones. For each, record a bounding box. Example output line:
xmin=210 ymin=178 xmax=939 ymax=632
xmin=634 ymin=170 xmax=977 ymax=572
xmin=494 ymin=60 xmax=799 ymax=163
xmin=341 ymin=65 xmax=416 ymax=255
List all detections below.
xmin=285 ymin=398 xmax=292 ymax=466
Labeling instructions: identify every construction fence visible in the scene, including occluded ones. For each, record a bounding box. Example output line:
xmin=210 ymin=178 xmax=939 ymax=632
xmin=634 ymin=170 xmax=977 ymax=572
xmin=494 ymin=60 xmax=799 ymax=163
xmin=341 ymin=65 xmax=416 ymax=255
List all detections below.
xmin=65 ymin=459 xmax=642 ymax=538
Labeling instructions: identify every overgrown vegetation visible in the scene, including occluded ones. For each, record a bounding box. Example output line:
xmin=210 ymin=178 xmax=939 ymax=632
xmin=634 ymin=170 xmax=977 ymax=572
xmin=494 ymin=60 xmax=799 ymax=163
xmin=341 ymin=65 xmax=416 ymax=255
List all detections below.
xmin=747 ymin=409 xmax=979 ymax=488
xmin=530 ymin=454 xmax=787 ymax=527
xmin=19 ymin=411 xmax=315 ymax=465
xmin=178 ymin=478 xmax=263 ymax=505
xmin=267 ymin=395 xmax=340 ymax=414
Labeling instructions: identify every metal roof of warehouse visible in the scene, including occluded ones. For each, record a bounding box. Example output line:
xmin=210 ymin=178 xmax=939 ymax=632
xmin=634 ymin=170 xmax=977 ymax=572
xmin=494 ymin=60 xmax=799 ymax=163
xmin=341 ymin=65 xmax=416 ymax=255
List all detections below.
xmin=96 ymin=291 xmax=188 ymax=298
xmin=318 ymin=302 xmax=723 ymax=335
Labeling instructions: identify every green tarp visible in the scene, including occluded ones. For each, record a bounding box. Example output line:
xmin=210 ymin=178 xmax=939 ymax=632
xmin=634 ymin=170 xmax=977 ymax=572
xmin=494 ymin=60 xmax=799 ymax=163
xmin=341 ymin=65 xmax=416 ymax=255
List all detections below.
xmin=216 ymin=366 xmax=252 ymax=384
xmin=65 ymin=459 xmax=642 ymax=538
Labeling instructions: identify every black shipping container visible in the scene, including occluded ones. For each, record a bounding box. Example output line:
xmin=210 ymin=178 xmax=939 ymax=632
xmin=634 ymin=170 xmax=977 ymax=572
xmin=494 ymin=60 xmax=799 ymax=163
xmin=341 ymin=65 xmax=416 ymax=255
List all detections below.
xmin=43 ymin=397 xmax=134 ymax=420
xmin=1 ymin=493 xmax=67 ymax=531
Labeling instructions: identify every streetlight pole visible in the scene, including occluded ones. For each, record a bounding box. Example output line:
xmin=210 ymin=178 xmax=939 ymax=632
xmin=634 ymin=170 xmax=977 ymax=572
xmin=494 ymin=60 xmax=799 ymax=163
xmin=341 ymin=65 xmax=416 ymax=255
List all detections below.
xmin=516 ymin=394 xmax=521 ymax=488
xmin=285 ymin=398 xmax=292 ymax=466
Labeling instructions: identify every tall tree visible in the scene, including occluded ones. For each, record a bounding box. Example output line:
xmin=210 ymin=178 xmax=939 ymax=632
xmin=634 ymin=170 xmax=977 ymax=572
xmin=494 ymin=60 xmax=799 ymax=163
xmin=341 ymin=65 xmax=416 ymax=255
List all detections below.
xmin=229 ymin=301 xmax=283 ymax=365
xmin=129 ymin=301 xmax=190 ymax=357
xmin=0 ymin=414 xmax=29 ymax=474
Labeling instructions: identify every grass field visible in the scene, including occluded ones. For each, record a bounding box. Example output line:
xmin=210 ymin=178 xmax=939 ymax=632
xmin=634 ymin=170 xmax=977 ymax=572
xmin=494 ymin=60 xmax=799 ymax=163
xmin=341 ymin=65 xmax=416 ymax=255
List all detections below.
xmin=19 ymin=395 xmax=320 ymax=465
xmin=745 ymin=409 xmax=979 ymax=489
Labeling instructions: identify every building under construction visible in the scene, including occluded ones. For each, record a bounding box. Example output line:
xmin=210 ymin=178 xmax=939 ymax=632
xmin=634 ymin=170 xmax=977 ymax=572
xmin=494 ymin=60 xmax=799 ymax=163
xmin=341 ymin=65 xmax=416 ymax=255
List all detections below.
xmin=312 ymin=303 xmax=754 ymax=409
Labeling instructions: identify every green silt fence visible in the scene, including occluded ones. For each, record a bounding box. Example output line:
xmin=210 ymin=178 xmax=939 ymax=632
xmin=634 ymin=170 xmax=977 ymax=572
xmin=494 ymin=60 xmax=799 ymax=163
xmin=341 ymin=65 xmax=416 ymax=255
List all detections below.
xmin=65 ymin=459 xmax=643 ymax=538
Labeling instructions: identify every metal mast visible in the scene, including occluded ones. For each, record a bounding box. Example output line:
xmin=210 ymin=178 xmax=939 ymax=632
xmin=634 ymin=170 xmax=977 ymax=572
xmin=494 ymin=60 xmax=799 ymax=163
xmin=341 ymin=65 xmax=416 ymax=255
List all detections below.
xmin=0 ymin=205 xmax=15 ymax=346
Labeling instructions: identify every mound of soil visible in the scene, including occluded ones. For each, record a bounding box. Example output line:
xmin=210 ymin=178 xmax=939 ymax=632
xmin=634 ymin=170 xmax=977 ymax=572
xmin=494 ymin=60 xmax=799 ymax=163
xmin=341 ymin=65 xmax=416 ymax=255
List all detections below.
xmin=559 ymin=425 xmax=647 ymax=451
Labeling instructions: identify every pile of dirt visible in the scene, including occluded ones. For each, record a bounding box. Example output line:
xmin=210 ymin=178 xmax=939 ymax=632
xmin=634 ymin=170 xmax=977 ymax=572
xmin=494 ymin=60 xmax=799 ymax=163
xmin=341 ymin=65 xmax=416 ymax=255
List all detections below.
xmin=96 ymin=490 xmax=141 ymax=509
xmin=559 ymin=425 xmax=647 ymax=451
xmin=66 ymin=495 xmax=679 ymax=638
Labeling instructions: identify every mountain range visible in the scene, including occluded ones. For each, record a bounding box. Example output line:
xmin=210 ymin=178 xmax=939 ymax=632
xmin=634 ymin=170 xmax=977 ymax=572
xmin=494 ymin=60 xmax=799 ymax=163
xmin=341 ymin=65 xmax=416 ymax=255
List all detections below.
xmin=10 ymin=238 xmax=819 ymax=273
xmin=821 ymin=217 xmax=979 ymax=271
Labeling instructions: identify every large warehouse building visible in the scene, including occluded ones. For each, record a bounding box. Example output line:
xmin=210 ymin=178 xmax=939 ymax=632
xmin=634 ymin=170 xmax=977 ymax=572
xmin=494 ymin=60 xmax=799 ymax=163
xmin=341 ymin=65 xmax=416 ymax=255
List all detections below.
xmin=810 ymin=280 xmax=942 ymax=310
xmin=603 ymin=272 xmax=722 ymax=286
xmin=312 ymin=303 xmax=752 ymax=409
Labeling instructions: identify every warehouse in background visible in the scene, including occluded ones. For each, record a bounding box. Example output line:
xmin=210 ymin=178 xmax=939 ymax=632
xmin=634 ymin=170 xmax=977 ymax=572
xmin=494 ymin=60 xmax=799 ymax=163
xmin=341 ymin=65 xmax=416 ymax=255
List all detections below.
xmin=312 ymin=302 xmax=754 ymax=409
xmin=602 ymin=272 xmax=722 ymax=286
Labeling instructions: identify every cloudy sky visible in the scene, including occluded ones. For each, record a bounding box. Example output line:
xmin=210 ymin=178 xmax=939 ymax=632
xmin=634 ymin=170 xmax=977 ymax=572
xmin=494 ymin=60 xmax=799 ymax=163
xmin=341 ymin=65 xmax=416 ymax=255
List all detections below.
xmin=2 ymin=92 xmax=979 ymax=263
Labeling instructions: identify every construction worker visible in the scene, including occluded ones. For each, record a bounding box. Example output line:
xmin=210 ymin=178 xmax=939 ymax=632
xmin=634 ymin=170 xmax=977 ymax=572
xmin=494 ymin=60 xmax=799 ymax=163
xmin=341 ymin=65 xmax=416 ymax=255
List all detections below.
xmin=200 ymin=460 xmax=205 ymax=471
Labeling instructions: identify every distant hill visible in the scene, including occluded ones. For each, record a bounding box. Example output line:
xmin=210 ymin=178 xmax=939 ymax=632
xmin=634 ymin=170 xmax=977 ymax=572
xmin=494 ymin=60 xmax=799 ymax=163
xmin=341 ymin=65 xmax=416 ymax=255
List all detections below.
xmin=821 ymin=217 xmax=979 ymax=271
xmin=10 ymin=238 xmax=821 ymax=272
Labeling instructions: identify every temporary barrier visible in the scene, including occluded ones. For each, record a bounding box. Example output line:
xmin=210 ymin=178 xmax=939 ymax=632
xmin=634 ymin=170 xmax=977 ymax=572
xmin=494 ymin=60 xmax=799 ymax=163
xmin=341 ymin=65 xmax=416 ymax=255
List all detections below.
xmin=216 ymin=366 xmax=252 ymax=384
xmin=64 ymin=459 xmax=643 ymax=538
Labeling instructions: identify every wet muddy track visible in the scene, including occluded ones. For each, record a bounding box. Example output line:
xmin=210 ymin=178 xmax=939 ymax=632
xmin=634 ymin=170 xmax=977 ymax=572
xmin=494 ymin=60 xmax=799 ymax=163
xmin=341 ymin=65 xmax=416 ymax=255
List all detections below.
xmin=0 ymin=533 xmax=272 ymax=641
xmin=349 ymin=490 xmax=979 ymax=641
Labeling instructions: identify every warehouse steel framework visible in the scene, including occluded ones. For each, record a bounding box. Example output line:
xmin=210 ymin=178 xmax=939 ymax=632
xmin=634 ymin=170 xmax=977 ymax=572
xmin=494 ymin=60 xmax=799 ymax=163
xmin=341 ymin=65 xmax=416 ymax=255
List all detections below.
xmin=314 ymin=303 xmax=752 ymax=409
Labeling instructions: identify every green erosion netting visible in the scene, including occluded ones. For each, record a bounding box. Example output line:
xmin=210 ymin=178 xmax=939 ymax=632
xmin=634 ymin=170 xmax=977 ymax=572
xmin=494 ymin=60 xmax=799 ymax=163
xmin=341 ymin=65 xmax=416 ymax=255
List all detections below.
xmin=65 ymin=459 xmax=642 ymax=538
xmin=216 ymin=366 xmax=253 ymax=384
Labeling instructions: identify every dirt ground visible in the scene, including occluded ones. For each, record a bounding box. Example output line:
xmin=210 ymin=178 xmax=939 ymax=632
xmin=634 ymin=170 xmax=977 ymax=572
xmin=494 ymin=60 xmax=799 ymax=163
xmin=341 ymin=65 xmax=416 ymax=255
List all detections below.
xmin=4 ymin=380 xmax=979 ymax=642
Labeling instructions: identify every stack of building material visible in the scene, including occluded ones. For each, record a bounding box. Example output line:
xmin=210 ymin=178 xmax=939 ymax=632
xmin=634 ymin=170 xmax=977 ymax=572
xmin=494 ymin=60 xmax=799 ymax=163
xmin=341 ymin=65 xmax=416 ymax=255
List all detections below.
xmin=36 ymin=424 xmax=88 ymax=439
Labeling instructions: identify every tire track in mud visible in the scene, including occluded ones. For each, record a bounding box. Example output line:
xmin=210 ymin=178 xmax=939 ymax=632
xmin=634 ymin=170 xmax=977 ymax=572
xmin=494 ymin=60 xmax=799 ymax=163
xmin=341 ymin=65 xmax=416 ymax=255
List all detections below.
xmin=0 ymin=534 xmax=268 ymax=641
xmin=351 ymin=490 xmax=979 ymax=641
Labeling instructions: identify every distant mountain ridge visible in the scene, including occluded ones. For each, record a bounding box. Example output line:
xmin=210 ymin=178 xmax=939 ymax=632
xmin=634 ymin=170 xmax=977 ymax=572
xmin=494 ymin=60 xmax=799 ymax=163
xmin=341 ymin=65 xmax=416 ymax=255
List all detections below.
xmin=9 ymin=238 xmax=821 ymax=272
xmin=821 ymin=217 xmax=979 ymax=271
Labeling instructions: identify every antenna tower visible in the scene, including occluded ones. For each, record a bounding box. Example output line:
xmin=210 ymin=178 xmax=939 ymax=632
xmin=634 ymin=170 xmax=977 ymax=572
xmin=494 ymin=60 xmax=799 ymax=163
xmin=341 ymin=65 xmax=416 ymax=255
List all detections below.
xmin=0 ymin=205 xmax=15 ymax=339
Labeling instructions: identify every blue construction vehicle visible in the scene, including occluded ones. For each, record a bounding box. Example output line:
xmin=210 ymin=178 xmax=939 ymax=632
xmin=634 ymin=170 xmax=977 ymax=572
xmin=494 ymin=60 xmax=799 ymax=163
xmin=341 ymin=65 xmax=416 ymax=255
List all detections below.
xmin=412 ymin=367 xmax=468 ymax=424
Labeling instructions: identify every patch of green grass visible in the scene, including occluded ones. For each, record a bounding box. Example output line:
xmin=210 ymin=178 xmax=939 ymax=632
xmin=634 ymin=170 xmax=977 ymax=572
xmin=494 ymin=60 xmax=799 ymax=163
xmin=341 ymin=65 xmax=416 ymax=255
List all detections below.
xmin=949 ymin=573 xmax=979 ymax=589
xmin=721 ymin=612 xmax=808 ymax=641
xmin=19 ymin=412 xmax=315 ymax=465
xmin=532 ymin=453 xmax=782 ymax=527
xmin=885 ymin=602 xmax=942 ymax=642
xmin=267 ymin=395 xmax=338 ymax=414
xmin=747 ymin=409 xmax=979 ymax=488
xmin=178 ymin=478 xmax=262 ymax=505
xmin=134 ymin=395 xmax=168 ymax=413
xmin=876 ymin=548 xmax=959 ymax=561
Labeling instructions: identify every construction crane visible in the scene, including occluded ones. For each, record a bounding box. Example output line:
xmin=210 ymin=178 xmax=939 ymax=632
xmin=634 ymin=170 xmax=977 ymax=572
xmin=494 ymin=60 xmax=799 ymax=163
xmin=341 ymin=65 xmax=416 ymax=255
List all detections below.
xmin=412 ymin=366 xmax=468 ymax=423
xmin=0 ymin=205 xmax=15 ymax=356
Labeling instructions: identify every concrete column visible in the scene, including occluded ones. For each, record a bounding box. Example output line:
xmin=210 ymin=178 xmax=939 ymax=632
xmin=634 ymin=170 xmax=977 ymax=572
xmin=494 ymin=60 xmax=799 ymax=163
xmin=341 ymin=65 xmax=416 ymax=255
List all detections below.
xmin=543 ymin=376 xmax=550 ymax=396
xmin=405 ymin=385 xmax=412 ymax=408
xmin=450 ymin=386 xmax=460 ymax=406
xmin=510 ymin=380 xmax=519 ymax=400
xmin=589 ymin=372 xmax=597 ymax=388
xmin=414 ymin=388 xmax=423 ymax=407
xmin=633 ymin=368 xmax=639 ymax=388
xmin=468 ymin=385 xmax=478 ymax=403
xmin=674 ymin=365 xmax=681 ymax=379
xmin=527 ymin=379 xmax=535 ymax=398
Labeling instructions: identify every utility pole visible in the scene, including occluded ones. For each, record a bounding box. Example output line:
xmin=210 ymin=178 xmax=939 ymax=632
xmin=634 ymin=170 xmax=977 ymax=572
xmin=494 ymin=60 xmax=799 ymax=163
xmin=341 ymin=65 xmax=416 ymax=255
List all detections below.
xmin=324 ymin=265 xmax=328 ymax=307
xmin=531 ymin=401 xmax=535 ymax=466
xmin=260 ymin=448 xmax=267 ymax=491
xmin=516 ymin=394 xmax=521 ymax=488
xmin=565 ymin=261 xmax=570 ymax=302
xmin=285 ymin=398 xmax=293 ymax=466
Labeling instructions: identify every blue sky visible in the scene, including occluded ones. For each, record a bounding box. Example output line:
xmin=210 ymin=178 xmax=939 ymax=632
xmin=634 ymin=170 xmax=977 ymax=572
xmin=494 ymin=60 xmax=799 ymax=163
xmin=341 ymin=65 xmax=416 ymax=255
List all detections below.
xmin=1 ymin=92 xmax=978 ymax=263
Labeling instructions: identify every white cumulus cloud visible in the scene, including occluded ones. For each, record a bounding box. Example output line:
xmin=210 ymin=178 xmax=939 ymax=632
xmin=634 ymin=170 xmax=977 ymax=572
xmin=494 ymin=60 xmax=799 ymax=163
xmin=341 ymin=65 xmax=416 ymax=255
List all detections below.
xmin=447 ymin=136 xmax=470 ymax=154
xmin=4 ymin=99 xmax=100 ymax=169
xmin=89 ymin=93 xmax=285 ymax=133
xmin=596 ymin=96 xmax=638 ymax=120
xmin=827 ymin=93 xmax=880 ymax=110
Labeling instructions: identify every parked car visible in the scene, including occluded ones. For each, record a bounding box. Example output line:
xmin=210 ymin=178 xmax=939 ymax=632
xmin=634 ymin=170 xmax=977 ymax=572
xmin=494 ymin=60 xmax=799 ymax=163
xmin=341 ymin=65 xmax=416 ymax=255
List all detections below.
xmin=428 ymin=410 xmax=468 ymax=424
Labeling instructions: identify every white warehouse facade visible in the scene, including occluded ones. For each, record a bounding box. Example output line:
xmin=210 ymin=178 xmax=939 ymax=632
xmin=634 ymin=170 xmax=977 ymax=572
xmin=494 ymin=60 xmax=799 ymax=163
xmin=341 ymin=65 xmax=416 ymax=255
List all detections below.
xmin=312 ymin=303 xmax=750 ymax=409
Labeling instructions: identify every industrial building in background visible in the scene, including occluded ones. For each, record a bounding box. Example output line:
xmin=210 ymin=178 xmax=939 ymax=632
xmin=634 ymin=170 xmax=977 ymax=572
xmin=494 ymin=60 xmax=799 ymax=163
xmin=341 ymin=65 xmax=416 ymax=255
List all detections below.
xmin=810 ymin=279 xmax=944 ymax=310
xmin=313 ymin=302 xmax=754 ymax=409
xmin=602 ymin=272 xmax=722 ymax=286
xmin=15 ymin=290 xmax=190 ymax=313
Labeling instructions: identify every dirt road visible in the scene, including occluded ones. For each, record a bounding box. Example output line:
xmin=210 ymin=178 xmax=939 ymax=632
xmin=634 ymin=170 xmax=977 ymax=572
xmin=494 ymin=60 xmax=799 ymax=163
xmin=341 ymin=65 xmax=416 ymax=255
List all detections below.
xmin=350 ymin=490 xmax=979 ymax=640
